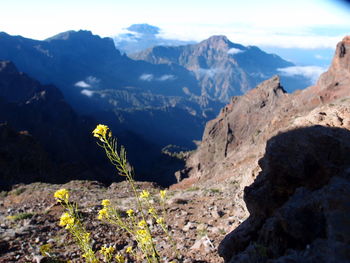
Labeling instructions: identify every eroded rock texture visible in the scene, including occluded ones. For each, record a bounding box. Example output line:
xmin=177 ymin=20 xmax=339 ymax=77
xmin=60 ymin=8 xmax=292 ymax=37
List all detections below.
xmin=219 ymin=126 xmax=350 ymax=262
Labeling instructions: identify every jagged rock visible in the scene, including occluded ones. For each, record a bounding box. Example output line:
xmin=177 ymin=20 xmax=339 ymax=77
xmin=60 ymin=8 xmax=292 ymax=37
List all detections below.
xmin=219 ymin=126 xmax=350 ymax=262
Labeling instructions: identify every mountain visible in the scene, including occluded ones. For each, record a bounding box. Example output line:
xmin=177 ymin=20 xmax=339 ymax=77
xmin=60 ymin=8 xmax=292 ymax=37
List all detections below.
xmin=177 ymin=36 xmax=350 ymax=187
xmin=132 ymin=35 xmax=311 ymax=102
xmin=0 ymin=61 xmax=114 ymax=189
xmin=0 ymin=30 xmax=220 ymax=152
xmin=172 ymin=36 xmax=350 ymax=262
xmin=113 ymin=24 xmax=194 ymax=54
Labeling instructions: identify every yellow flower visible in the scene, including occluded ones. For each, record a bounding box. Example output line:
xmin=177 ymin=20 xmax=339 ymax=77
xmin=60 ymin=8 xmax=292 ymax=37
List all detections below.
xmin=100 ymin=245 xmax=115 ymax=256
xmin=138 ymin=220 xmax=147 ymax=228
xmin=148 ymin=207 xmax=156 ymax=215
xmin=136 ymin=229 xmax=147 ymax=237
xmin=59 ymin=212 xmax=75 ymax=229
xmin=139 ymin=190 xmax=150 ymax=199
xmin=126 ymin=209 xmax=134 ymax=217
xmin=160 ymin=190 xmax=167 ymax=200
xmin=115 ymin=253 xmax=125 ymax=263
xmin=156 ymin=217 xmax=164 ymax=225
xmin=54 ymin=189 xmax=69 ymax=202
xmin=97 ymin=208 xmax=109 ymax=220
xmin=82 ymin=233 xmax=90 ymax=242
xmin=92 ymin=124 xmax=109 ymax=141
xmin=126 ymin=246 xmax=133 ymax=253
xmin=101 ymin=199 xmax=111 ymax=206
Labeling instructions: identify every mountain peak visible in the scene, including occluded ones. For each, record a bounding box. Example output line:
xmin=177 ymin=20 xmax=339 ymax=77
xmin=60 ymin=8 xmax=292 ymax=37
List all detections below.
xmin=330 ymin=35 xmax=350 ymax=71
xmin=45 ymin=30 xmax=94 ymax=41
xmin=204 ymin=35 xmax=230 ymax=46
xmin=126 ymin=24 xmax=160 ymax=35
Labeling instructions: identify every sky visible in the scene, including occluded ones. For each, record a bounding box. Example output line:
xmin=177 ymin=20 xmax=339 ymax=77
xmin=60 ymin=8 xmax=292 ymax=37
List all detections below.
xmin=1 ymin=0 xmax=350 ymax=49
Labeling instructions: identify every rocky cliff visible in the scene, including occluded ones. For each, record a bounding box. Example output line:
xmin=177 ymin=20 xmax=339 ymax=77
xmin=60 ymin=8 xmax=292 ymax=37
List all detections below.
xmin=176 ymin=36 xmax=350 ymax=261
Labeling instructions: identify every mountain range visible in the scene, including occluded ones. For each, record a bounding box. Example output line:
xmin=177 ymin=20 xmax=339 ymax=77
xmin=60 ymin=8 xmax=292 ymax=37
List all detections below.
xmin=132 ymin=35 xmax=311 ymax=101
xmin=0 ymin=29 xmax=311 ymax=186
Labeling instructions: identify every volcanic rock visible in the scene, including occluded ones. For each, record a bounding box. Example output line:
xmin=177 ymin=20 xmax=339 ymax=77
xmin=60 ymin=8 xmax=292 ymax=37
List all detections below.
xmin=219 ymin=126 xmax=350 ymax=262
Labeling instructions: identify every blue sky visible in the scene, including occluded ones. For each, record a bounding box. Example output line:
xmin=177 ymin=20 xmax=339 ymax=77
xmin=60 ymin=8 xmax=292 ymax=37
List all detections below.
xmin=1 ymin=0 xmax=349 ymax=48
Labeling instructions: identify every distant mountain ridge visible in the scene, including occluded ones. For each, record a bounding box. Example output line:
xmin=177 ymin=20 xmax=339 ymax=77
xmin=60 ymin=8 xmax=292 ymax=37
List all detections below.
xmin=132 ymin=35 xmax=311 ymax=101
xmin=113 ymin=24 xmax=194 ymax=54
xmin=0 ymin=30 xmax=218 ymax=150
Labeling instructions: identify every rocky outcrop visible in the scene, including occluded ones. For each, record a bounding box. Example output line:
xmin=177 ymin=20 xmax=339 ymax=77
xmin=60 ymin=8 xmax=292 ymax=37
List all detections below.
xmin=219 ymin=126 xmax=350 ymax=262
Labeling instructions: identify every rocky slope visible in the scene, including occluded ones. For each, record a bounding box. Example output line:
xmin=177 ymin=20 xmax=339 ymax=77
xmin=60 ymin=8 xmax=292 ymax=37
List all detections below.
xmin=176 ymin=36 xmax=350 ymax=262
xmin=132 ymin=35 xmax=310 ymax=102
xmin=0 ymin=180 xmax=244 ymax=263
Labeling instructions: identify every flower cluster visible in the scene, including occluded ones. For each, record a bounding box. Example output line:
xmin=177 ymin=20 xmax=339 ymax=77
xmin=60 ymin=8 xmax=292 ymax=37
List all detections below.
xmin=92 ymin=124 xmax=110 ymax=142
xmin=59 ymin=212 xmax=75 ymax=229
xmin=100 ymin=245 xmax=115 ymax=262
xmin=54 ymin=188 xmax=69 ymax=203
xmin=54 ymin=189 xmax=98 ymax=263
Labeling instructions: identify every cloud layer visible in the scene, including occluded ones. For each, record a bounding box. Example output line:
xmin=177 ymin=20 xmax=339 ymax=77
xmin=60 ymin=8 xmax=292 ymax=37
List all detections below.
xmin=277 ymin=65 xmax=326 ymax=84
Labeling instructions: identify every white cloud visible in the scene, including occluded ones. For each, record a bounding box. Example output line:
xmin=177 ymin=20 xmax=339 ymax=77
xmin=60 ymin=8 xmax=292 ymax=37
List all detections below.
xmin=81 ymin=89 xmax=95 ymax=97
xmin=157 ymin=74 xmax=176 ymax=81
xmin=277 ymin=66 xmax=326 ymax=84
xmin=75 ymin=81 xmax=91 ymax=88
xmin=139 ymin=73 xmax=154 ymax=81
xmin=195 ymin=68 xmax=223 ymax=78
xmin=74 ymin=76 xmax=100 ymax=89
xmin=228 ymin=47 xmax=244 ymax=55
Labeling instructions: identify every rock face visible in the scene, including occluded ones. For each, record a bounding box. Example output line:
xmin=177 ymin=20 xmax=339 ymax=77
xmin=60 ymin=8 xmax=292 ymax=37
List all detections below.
xmin=132 ymin=35 xmax=310 ymax=102
xmin=219 ymin=126 xmax=350 ymax=262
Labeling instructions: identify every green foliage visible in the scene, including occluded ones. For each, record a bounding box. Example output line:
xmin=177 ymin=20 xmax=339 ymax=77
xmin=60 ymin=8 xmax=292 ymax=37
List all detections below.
xmin=161 ymin=144 xmax=191 ymax=160
xmin=7 ymin=212 xmax=33 ymax=221
xmin=12 ymin=187 xmax=26 ymax=196
xmin=209 ymin=188 xmax=221 ymax=194
xmin=186 ymin=186 xmax=200 ymax=191
xmin=0 ymin=190 xmax=8 ymax=198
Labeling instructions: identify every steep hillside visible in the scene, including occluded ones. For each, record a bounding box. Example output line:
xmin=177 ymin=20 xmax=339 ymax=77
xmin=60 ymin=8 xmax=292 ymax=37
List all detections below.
xmin=0 ymin=61 xmax=115 ymax=188
xmin=132 ymin=35 xmax=311 ymax=102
